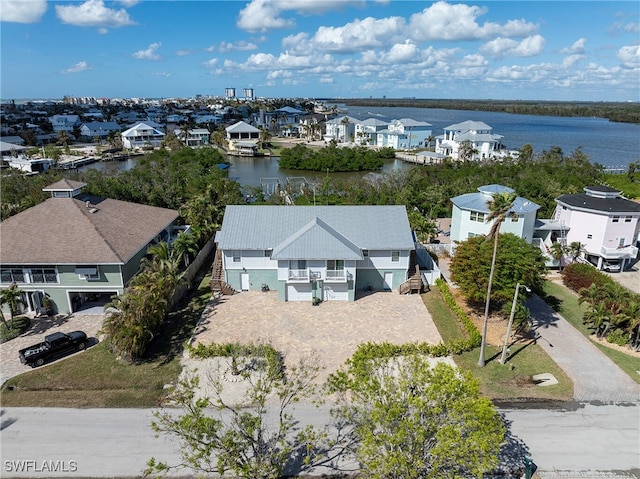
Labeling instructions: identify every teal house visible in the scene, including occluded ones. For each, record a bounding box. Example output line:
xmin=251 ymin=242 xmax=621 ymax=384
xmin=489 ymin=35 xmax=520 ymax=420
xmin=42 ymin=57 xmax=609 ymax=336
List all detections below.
xmin=0 ymin=180 xmax=180 ymax=315
xmin=214 ymin=205 xmax=417 ymax=301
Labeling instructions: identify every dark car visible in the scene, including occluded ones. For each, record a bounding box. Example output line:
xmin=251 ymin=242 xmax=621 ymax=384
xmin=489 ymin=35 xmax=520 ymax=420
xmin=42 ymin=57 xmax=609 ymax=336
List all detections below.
xmin=19 ymin=331 xmax=88 ymax=367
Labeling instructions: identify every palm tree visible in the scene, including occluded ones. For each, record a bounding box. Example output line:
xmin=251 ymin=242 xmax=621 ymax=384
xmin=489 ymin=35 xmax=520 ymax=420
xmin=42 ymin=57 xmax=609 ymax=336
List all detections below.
xmin=568 ymin=241 xmax=584 ymax=263
xmin=549 ymin=242 xmax=566 ymax=270
xmin=0 ymin=283 xmax=26 ymax=330
xmin=478 ymin=191 xmax=517 ymax=367
xmin=340 ymin=116 xmax=350 ymax=143
xmin=172 ymin=231 xmax=200 ymax=267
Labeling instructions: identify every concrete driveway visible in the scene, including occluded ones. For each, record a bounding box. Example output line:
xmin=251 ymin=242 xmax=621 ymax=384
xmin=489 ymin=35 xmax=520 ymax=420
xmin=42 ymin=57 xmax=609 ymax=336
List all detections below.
xmin=0 ymin=313 xmax=104 ymax=386
xmin=192 ymin=290 xmax=443 ymax=382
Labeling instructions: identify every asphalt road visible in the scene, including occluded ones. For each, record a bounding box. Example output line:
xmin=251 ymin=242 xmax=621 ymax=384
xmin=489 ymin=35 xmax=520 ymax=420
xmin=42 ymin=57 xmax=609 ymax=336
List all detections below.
xmin=1 ymin=404 xmax=639 ymax=478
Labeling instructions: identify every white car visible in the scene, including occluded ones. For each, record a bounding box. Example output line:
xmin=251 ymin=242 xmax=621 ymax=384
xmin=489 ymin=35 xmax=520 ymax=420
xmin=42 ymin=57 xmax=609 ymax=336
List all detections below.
xmin=603 ymin=262 xmax=621 ymax=272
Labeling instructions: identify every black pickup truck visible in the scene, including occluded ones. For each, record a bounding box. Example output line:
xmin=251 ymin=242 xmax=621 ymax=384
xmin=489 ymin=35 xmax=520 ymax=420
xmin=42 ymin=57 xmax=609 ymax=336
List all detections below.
xmin=19 ymin=331 xmax=88 ymax=367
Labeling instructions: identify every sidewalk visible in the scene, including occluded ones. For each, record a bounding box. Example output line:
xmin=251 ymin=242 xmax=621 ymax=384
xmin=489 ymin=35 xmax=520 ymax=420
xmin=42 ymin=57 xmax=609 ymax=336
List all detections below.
xmin=526 ymin=295 xmax=640 ymax=404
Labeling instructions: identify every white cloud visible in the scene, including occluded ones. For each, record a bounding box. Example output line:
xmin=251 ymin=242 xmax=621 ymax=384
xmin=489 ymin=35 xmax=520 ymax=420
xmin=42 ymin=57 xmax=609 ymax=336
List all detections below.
xmin=61 ymin=61 xmax=92 ymax=74
xmin=481 ymin=35 xmax=544 ymax=58
xmin=562 ymin=54 xmax=584 ymax=68
xmin=218 ymin=41 xmax=258 ymax=52
xmin=381 ymin=41 xmax=418 ymax=64
xmin=409 ymin=1 xmax=537 ymax=41
xmin=312 ymin=16 xmax=404 ymax=53
xmin=617 ymin=45 xmax=640 ymax=68
xmin=237 ymin=0 xmax=295 ymax=33
xmin=117 ymin=0 xmax=140 ymax=6
xmin=55 ymin=0 xmax=135 ymax=27
xmin=237 ymin=0 xmax=363 ymax=32
xmin=560 ymin=38 xmax=586 ymax=55
xmin=0 ymin=0 xmax=47 ymax=23
xmin=133 ymin=42 xmax=162 ymax=60
xmin=176 ymin=49 xmax=194 ymax=57
xmin=202 ymin=58 xmax=218 ymax=68
xmin=151 ymin=71 xmax=170 ymax=77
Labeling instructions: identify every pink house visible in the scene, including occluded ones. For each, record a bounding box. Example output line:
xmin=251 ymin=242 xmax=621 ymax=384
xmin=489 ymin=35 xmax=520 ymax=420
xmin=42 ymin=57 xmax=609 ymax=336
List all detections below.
xmin=554 ymin=185 xmax=640 ymax=271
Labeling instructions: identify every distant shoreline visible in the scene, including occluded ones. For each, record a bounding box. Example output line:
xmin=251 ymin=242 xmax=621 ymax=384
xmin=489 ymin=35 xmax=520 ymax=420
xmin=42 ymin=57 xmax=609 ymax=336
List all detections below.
xmin=330 ymin=98 xmax=640 ymax=124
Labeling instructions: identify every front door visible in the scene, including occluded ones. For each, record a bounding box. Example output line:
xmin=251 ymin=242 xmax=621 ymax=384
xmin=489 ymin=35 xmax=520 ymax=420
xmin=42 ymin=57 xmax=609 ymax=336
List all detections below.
xmin=240 ymin=273 xmax=250 ymax=291
xmin=383 ymin=272 xmax=394 ymax=291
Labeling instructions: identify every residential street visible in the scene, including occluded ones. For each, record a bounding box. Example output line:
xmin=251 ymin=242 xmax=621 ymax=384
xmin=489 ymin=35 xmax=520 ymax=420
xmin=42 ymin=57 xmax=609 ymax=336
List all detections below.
xmin=1 ymin=404 xmax=639 ymax=478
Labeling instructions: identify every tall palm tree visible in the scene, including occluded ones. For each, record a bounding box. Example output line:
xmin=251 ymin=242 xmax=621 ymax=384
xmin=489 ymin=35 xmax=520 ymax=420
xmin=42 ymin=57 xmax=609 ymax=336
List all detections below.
xmin=0 ymin=283 xmax=27 ymax=330
xmin=478 ymin=190 xmax=517 ymax=367
xmin=340 ymin=116 xmax=350 ymax=143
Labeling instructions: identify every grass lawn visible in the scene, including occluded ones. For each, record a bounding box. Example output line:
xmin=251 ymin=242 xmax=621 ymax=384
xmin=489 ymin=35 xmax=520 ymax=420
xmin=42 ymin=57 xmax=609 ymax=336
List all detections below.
xmin=422 ymin=289 xmax=573 ymax=402
xmin=542 ymin=280 xmax=640 ymax=384
xmin=0 ymin=274 xmax=213 ymax=408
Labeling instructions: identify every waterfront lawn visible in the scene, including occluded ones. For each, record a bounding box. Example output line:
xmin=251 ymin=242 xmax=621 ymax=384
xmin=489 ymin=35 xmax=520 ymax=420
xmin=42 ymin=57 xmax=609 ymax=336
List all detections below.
xmin=422 ymin=290 xmax=573 ymax=401
xmin=543 ymin=280 xmax=640 ymax=384
xmin=0 ymin=275 xmax=213 ymax=408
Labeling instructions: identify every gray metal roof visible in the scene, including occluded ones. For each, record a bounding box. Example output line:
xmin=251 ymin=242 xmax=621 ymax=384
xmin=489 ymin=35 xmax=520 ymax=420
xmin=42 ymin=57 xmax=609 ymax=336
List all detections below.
xmin=452 ymin=185 xmax=540 ymax=215
xmin=216 ymin=205 xmax=415 ymax=253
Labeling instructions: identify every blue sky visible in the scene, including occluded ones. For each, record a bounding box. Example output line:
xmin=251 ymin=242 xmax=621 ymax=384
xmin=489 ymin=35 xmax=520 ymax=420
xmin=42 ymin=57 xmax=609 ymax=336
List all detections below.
xmin=1 ymin=0 xmax=639 ymax=101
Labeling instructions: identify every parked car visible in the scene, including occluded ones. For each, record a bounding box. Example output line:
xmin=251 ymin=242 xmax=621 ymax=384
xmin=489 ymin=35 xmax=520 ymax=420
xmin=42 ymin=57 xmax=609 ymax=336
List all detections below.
xmin=603 ymin=262 xmax=621 ymax=272
xmin=19 ymin=331 xmax=88 ymax=367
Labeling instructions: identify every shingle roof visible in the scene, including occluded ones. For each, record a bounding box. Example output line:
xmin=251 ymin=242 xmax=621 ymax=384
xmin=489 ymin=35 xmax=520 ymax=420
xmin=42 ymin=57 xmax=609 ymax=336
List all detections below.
xmin=556 ymin=193 xmax=640 ymax=214
xmin=215 ymin=205 xmax=414 ymax=252
xmin=0 ymin=196 xmax=179 ymax=265
xmin=42 ymin=179 xmax=86 ymax=192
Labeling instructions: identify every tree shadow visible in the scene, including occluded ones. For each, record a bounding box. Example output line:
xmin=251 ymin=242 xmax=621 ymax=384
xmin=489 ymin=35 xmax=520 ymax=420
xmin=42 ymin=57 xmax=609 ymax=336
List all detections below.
xmin=526 ymin=296 xmax=560 ymax=332
xmin=22 ymin=314 xmax=72 ymax=336
xmin=492 ymin=416 xmax=537 ymax=477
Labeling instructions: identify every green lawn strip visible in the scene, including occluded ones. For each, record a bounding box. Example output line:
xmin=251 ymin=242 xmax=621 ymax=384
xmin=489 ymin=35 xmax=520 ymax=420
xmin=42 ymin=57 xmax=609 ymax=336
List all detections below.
xmin=454 ymin=344 xmax=573 ymax=402
xmin=422 ymin=290 xmax=465 ymax=342
xmin=542 ymin=280 xmax=640 ymax=383
xmin=423 ymin=284 xmax=572 ymax=401
xmin=0 ymin=273 xmax=213 ymax=408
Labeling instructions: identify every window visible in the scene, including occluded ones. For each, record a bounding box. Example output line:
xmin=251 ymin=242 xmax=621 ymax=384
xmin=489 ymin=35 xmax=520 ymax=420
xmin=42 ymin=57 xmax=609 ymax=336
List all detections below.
xmin=232 ymin=251 xmax=241 ymax=263
xmin=511 ymin=216 xmax=519 ymax=222
xmin=587 ymin=234 xmax=593 ymax=239
xmin=612 ymin=216 xmax=620 ymax=223
xmin=468 ymin=232 xmax=480 ymax=238
xmin=327 ymin=260 xmax=344 ymax=270
xmin=264 ymin=249 xmax=272 ymax=258
xmin=625 ymin=216 xmax=632 ymax=223
xmin=29 ymin=268 xmax=58 ymax=283
xmin=619 ymin=238 xmax=626 ymax=247
xmin=76 ymin=266 xmax=99 ymax=280
xmin=469 ymin=211 xmax=485 ymax=222
xmin=362 ymin=249 xmax=369 ymax=257
xmin=1 ymin=269 xmax=25 ymax=283
xmin=391 ymin=251 xmax=400 ymax=262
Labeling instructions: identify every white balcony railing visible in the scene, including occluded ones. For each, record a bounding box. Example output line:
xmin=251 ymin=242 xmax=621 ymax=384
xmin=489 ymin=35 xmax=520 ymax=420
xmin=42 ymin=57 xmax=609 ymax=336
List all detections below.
xmin=325 ymin=270 xmax=346 ymax=282
xmin=600 ymin=245 xmax=639 ymax=259
xmin=288 ymin=269 xmax=309 ymax=281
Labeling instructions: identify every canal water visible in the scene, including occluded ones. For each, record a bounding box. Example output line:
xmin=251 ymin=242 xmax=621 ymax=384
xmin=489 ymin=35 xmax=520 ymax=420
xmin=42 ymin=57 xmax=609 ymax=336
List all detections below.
xmin=78 ymin=106 xmax=639 ymax=186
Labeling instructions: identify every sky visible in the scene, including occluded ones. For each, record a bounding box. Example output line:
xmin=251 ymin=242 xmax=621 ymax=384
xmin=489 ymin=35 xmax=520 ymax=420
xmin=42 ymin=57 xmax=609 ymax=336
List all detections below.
xmin=1 ymin=0 xmax=639 ymax=101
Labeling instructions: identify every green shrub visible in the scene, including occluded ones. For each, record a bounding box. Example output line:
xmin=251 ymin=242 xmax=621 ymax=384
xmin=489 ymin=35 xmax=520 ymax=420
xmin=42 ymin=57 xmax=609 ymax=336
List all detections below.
xmin=0 ymin=316 xmax=30 ymax=343
xmin=606 ymin=329 xmax=630 ymax=347
xmin=188 ymin=342 xmax=284 ymax=380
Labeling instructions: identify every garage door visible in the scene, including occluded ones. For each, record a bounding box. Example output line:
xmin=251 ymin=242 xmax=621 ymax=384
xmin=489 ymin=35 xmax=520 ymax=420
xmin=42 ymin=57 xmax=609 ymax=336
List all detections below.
xmin=323 ymin=284 xmax=349 ymax=301
xmin=286 ymin=283 xmax=312 ymax=301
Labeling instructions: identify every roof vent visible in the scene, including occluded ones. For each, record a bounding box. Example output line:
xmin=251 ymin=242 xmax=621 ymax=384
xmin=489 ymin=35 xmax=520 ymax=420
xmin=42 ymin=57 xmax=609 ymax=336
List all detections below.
xmin=89 ymin=208 xmax=99 ymax=214
xmin=85 ymin=200 xmax=90 ymax=208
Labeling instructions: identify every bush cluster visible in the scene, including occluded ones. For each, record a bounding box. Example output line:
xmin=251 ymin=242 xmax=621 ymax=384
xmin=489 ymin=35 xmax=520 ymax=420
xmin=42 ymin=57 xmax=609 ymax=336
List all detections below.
xmin=278 ymin=144 xmax=391 ymax=171
xmin=561 ymin=263 xmax=607 ymax=292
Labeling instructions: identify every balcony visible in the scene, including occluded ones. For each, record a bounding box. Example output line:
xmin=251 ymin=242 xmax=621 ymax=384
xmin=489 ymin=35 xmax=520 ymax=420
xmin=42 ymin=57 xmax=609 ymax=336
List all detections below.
xmin=325 ymin=269 xmax=347 ymax=282
xmin=288 ymin=269 xmax=309 ymax=281
xmin=600 ymin=245 xmax=639 ymax=259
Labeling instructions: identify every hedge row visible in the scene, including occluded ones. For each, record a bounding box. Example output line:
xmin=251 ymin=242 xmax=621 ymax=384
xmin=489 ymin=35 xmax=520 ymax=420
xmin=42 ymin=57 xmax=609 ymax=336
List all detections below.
xmin=188 ymin=342 xmax=284 ymax=380
xmin=435 ymin=278 xmax=482 ymax=347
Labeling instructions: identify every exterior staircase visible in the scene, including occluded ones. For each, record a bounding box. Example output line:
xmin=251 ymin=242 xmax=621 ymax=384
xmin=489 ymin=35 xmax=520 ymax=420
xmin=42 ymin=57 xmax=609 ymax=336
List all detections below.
xmin=211 ymin=248 xmax=237 ymax=296
xmin=399 ymin=251 xmax=425 ymax=295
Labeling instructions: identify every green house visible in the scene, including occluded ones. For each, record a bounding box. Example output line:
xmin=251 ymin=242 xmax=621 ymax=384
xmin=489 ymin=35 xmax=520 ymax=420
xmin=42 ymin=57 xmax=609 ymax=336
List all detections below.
xmin=0 ymin=180 xmax=179 ymax=315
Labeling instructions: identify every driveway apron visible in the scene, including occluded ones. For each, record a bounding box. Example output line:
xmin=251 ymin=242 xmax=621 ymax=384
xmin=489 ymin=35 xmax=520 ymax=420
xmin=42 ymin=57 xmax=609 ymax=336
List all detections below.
xmin=527 ymin=295 xmax=640 ymax=404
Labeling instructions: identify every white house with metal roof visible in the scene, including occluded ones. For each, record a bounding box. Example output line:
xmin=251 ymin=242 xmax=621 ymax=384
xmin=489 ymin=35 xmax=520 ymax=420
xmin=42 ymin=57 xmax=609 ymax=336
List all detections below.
xmin=435 ymin=120 xmax=504 ymax=160
xmin=553 ymin=185 xmax=640 ymax=271
xmin=214 ymin=205 xmax=417 ymax=302
xmin=450 ymin=185 xmax=540 ymax=247
xmin=121 ymin=122 xmax=165 ymax=149
xmin=376 ymin=118 xmax=433 ymax=150
xmin=225 ymin=121 xmax=261 ymax=155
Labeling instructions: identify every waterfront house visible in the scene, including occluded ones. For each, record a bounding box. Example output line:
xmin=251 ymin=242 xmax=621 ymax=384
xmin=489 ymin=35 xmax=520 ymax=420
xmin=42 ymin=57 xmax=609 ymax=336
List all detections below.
xmin=0 ymin=140 xmax=28 ymax=159
xmin=324 ymin=115 xmax=359 ymax=143
xmin=450 ymin=185 xmax=540 ymax=247
xmin=174 ymin=128 xmax=210 ymax=147
xmin=214 ymin=205 xmax=423 ymax=301
xmin=552 ymin=185 xmax=640 ymax=271
xmin=225 ymin=121 xmax=260 ymax=155
xmin=0 ymin=180 xmax=180 ymax=315
xmin=376 ymin=118 xmax=432 ymax=150
xmin=435 ymin=120 xmax=504 ymax=160
xmin=121 ymin=122 xmax=165 ymax=149
xmin=355 ymin=118 xmax=389 ymax=146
